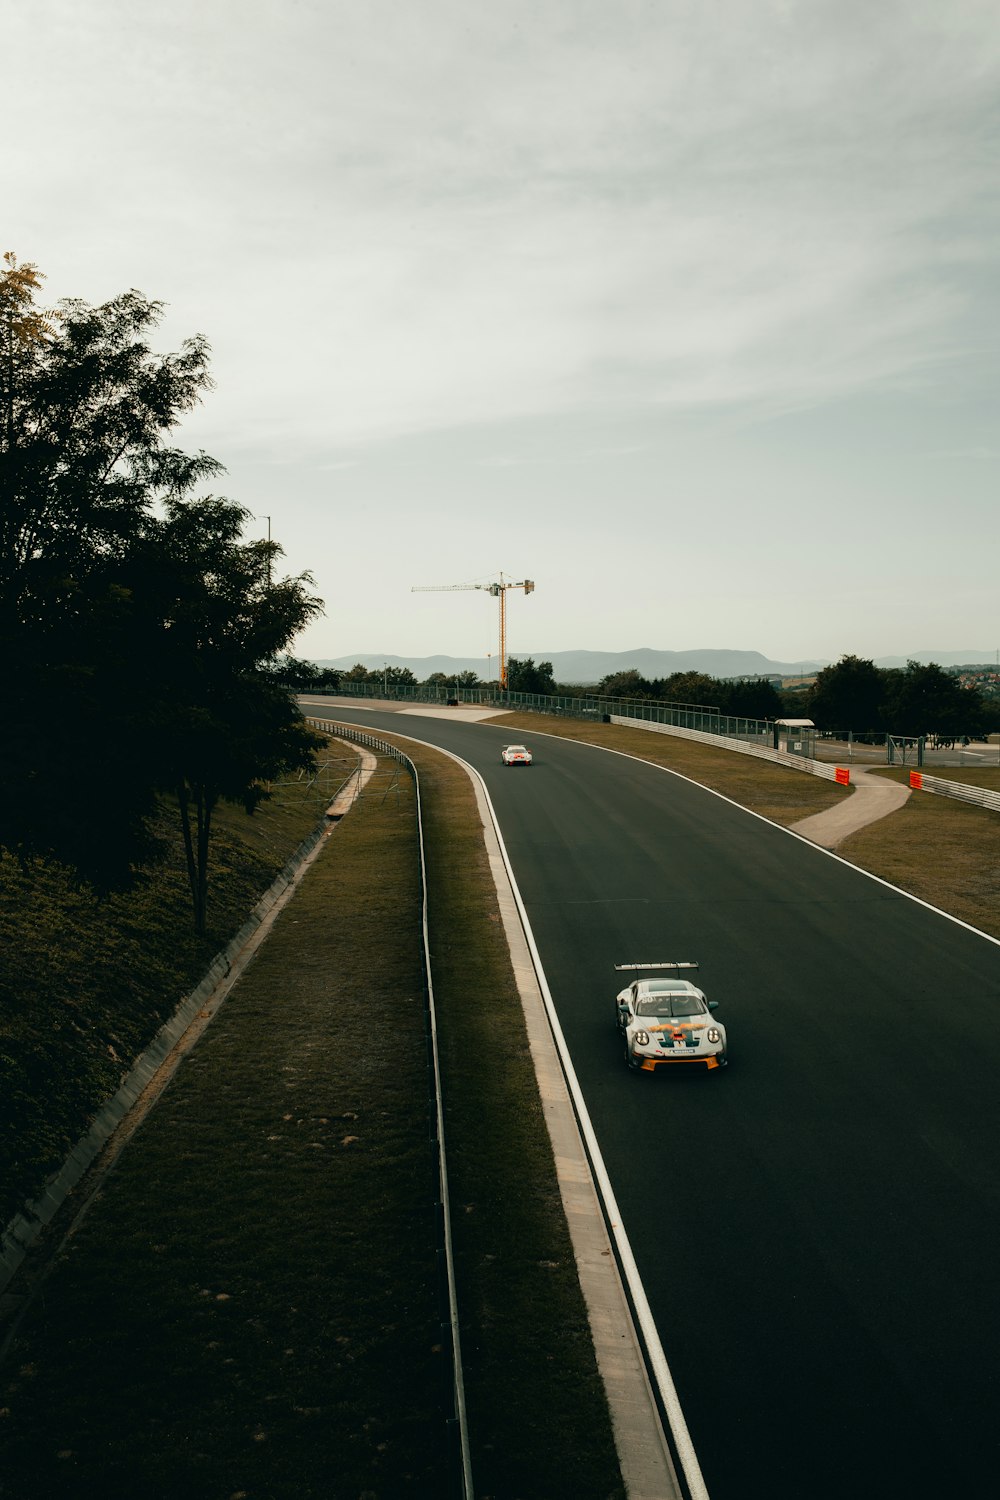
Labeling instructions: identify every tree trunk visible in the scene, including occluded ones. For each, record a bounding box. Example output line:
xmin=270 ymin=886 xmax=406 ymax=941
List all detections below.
xmin=176 ymin=781 xmax=213 ymax=935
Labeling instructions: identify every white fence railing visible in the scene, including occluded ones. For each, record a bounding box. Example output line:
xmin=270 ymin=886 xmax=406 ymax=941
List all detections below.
xmin=610 ymin=715 xmax=847 ymax=783
xmin=611 ymin=714 xmax=1000 ymax=813
xmin=911 ymin=773 xmax=1000 ymax=813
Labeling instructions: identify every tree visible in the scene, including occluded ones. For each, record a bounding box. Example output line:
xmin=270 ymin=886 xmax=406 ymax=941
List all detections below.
xmin=506 ymin=657 xmax=555 ymax=694
xmin=1 ymin=253 xmax=52 ymax=454
xmin=722 ymin=678 xmax=782 ymax=720
xmin=0 ymin=258 xmax=325 ymax=924
xmin=0 ymin=259 xmax=219 ymax=883
xmin=127 ymin=496 xmax=323 ymax=932
xmin=885 ymin=661 xmax=989 ymax=741
xmin=269 ymin=655 xmax=321 ymax=690
xmin=808 ymin=656 xmax=888 ymax=733
xmin=653 ymin=672 xmax=724 ymax=708
xmin=597 ymin=668 xmax=651 ymax=699
xmin=1 ymin=263 xmax=216 ymax=617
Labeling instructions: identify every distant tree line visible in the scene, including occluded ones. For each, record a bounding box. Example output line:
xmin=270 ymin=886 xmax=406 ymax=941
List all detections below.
xmin=592 ymin=668 xmax=784 ymax=720
xmin=274 ymin=658 xmax=558 ymax=693
xmin=591 ymin=655 xmax=995 ymax=739
xmin=284 ymin=651 xmax=996 ymax=740
xmin=1 ymin=255 xmax=323 ymax=931
xmin=805 ymin=655 xmax=994 ymax=739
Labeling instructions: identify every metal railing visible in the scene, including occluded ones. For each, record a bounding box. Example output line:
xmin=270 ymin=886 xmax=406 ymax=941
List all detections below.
xmin=609 ymin=713 xmax=847 ymax=783
xmin=910 ymin=773 xmax=1000 ymax=813
xmin=306 ymin=679 xmax=775 ymax=742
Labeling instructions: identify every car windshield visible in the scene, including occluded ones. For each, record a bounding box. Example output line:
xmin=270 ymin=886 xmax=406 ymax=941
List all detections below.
xmin=635 ymin=991 xmax=706 ymax=1018
xmin=507 ymin=746 xmax=528 ymax=753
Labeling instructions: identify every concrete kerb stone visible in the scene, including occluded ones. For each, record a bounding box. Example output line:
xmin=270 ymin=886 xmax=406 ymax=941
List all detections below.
xmin=0 ymin=808 xmax=339 ymax=1297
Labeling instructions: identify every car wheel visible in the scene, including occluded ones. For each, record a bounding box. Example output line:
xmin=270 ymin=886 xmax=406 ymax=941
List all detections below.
xmin=624 ymin=1040 xmax=640 ymax=1071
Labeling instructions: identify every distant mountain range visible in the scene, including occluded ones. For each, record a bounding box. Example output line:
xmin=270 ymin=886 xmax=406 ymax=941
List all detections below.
xmin=311 ymin=647 xmax=997 ymax=684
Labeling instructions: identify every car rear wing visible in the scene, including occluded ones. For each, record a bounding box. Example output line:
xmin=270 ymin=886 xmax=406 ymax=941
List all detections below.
xmin=614 ymin=962 xmax=699 ymax=973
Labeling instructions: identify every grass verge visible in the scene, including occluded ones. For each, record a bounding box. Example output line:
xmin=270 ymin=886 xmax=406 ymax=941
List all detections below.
xmin=836 ymin=768 xmax=1000 ymax=939
xmin=0 ymin=745 xmax=358 ymax=1227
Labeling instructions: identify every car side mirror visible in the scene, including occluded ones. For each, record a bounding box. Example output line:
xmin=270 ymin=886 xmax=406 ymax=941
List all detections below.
xmin=708 ymin=999 xmax=719 ymax=1010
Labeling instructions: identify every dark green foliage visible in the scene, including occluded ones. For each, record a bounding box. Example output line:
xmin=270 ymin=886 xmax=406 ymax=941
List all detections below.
xmin=596 ymin=667 xmax=653 ymax=698
xmin=652 ymin=670 xmax=725 ymax=706
xmin=808 ymin=654 xmax=889 ymax=733
xmin=341 ymin=662 xmax=416 ymax=686
xmin=885 ymin=659 xmax=990 ymax=739
xmin=808 ymin=654 xmax=991 ymax=738
xmin=0 ymin=257 xmax=323 ymax=923
xmin=268 ymin=654 xmax=341 ymax=691
xmin=506 ymin=655 xmax=556 ymax=693
xmin=423 ymin=668 xmax=480 ymax=689
xmin=723 ymin=676 xmax=783 ymax=719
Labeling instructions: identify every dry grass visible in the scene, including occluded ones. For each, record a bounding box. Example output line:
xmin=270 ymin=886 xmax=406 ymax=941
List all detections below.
xmin=0 ymin=765 xmax=354 ymax=1227
xmin=1 ymin=764 xmax=449 ymax=1499
xmin=836 ymin=767 xmax=1000 ymax=939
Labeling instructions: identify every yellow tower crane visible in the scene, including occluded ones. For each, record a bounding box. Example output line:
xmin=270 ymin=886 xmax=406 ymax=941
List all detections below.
xmin=411 ymin=574 xmax=535 ymax=689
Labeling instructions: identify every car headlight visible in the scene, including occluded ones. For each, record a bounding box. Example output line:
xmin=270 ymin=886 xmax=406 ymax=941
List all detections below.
xmin=707 ymin=1027 xmax=721 ymax=1044
xmin=633 ymin=1029 xmax=649 ymax=1046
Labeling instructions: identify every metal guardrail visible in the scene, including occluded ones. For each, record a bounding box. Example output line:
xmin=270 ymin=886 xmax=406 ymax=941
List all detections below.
xmin=610 ymin=713 xmax=847 ymax=783
xmin=308 ymin=719 xmax=473 ymax=1499
xmin=911 ymin=773 xmax=1000 ymax=813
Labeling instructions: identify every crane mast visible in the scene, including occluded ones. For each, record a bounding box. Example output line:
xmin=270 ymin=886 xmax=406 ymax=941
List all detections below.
xmin=411 ymin=574 xmax=535 ymax=688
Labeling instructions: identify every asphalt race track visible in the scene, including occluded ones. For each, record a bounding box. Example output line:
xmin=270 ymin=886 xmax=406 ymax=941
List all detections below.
xmin=306 ymin=704 xmax=1000 ymax=1500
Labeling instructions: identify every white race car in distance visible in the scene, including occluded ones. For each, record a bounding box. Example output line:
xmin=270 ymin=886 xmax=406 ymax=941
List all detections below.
xmin=500 ymin=744 xmax=533 ymax=766
xmin=615 ymin=963 xmax=727 ymax=1072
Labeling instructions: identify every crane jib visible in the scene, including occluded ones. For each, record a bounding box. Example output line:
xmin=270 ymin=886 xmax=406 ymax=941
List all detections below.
xmin=410 ymin=575 xmax=536 ymax=688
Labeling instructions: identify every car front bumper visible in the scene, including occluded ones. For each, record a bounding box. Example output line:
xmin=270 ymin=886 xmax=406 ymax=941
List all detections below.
xmin=637 ymin=1052 xmax=725 ymax=1071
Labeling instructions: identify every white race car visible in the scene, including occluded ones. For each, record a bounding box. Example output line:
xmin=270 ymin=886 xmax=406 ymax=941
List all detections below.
xmin=500 ymin=744 xmax=533 ymax=766
xmin=615 ymin=963 xmax=727 ymax=1072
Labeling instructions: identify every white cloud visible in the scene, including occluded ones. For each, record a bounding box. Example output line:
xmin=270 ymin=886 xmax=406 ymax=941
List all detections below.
xmin=6 ymin=0 xmax=1000 ymax=657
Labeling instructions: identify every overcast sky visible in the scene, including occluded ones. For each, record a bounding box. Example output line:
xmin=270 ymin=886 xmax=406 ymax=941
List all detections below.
xmin=6 ymin=0 xmax=999 ymax=666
